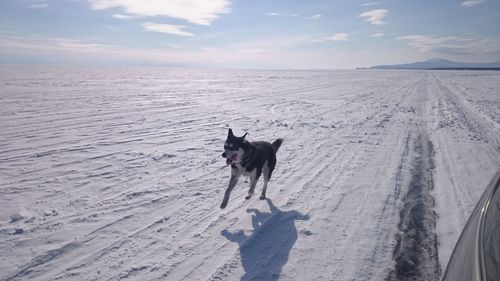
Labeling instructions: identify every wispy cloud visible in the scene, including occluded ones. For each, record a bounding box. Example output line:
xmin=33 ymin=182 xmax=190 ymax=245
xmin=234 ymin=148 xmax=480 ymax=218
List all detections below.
xmin=265 ymin=12 xmax=299 ymax=17
xmin=312 ymin=33 xmax=350 ymax=42
xmin=142 ymin=22 xmax=194 ymax=36
xmin=87 ymin=0 xmax=230 ymax=25
xmin=398 ymin=35 xmax=500 ymax=55
xmin=362 ymin=2 xmax=380 ymax=6
xmin=327 ymin=33 xmax=350 ymax=41
xmin=55 ymin=39 xmax=115 ymax=51
xmin=29 ymin=4 xmax=48 ymax=9
xmin=461 ymin=0 xmax=484 ymax=7
xmin=113 ymin=14 xmax=141 ymax=19
xmin=371 ymin=33 xmax=384 ymax=37
xmin=0 ymin=34 xmax=453 ymax=69
xmin=167 ymin=44 xmax=183 ymax=49
xmin=398 ymin=35 xmax=471 ymax=52
xmin=235 ymin=48 xmax=279 ymax=54
xmin=230 ymin=36 xmax=307 ymax=52
xmin=309 ymin=14 xmax=322 ymax=20
xmin=0 ymin=36 xmax=116 ymax=54
xmin=0 ymin=35 xmax=201 ymax=62
xmin=358 ymin=9 xmax=388 ymax=25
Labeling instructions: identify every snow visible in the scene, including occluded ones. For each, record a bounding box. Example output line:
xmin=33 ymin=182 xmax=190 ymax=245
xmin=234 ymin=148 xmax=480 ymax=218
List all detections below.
xmin=1 ymin=65 xmax=499 ymax=280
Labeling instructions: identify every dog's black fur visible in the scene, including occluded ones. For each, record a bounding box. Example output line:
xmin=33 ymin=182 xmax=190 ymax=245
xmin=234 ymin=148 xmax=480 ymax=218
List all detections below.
xmin=220 ymin=129 xmax=283 ymax=209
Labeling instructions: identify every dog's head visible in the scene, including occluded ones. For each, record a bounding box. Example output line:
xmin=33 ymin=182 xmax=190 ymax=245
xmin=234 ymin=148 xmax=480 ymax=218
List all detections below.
xmin=222 ymin=129 xmax=247 ymax=164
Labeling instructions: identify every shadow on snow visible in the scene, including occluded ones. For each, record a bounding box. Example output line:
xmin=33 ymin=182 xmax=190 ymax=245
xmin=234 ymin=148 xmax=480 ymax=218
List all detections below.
xmin=221 ymin=199 xmax=309 ymax=281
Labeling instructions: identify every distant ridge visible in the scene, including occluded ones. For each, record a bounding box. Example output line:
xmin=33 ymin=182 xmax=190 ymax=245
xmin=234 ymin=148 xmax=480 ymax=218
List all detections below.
xmin=367 ymin=58 xmax=500 ymax=70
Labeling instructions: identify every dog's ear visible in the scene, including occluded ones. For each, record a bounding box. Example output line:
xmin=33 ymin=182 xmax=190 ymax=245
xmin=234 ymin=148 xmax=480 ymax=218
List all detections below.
xmin=228 ymin=128 xmax=234 ymax=138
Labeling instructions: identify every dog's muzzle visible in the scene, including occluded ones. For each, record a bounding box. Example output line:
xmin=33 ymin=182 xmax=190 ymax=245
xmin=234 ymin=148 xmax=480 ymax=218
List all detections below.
xmin=223 ymin=153 xmax=237 ymax=164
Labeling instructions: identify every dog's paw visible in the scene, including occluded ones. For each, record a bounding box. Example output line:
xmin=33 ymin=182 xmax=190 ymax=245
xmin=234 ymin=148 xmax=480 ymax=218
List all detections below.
xmin=259 ymin=195 xmax=266 ymax=200
xmin=220 ymin=202 xmax=227 ymax=209
xmin=244 ymin=194 xmax=252 ymax=200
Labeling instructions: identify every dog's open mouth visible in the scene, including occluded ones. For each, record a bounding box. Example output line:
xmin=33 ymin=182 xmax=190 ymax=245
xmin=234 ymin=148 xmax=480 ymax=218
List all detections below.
xmin=226 ymin=154 xmax=237 ymax=164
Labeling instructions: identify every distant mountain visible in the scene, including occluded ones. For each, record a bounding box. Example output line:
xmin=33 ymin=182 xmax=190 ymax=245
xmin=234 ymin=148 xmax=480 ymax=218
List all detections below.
xmin=369 ymin=58 xmax=500 ymax=70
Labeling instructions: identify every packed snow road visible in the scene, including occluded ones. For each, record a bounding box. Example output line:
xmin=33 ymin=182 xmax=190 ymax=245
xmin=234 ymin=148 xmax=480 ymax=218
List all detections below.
xmin=1 ymin=66 xmax=499 ymax=281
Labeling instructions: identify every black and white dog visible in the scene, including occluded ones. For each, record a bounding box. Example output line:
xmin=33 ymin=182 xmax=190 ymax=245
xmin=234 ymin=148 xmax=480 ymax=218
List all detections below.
xmin=220 ymin=129 xmax=283 ymax=209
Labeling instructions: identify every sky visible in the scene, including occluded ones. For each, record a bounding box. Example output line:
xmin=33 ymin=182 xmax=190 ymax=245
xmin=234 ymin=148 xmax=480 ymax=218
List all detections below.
xmin=0 ymin=0 xmax=499 ymax=69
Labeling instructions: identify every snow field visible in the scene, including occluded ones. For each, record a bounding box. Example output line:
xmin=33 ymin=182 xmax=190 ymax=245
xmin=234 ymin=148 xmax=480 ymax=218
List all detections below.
xmin=0 ymin=66 xmax=499 ymax=280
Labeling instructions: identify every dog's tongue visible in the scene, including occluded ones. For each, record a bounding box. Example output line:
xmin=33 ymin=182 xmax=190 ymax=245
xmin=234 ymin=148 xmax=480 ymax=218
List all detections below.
xmin=226 ymin=154 xmax=237 ymax=164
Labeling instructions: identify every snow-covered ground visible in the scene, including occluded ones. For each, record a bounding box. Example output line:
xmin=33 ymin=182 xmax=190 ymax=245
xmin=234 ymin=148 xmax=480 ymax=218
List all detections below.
xmin=1 ymin=65 xmax=499 ymax=281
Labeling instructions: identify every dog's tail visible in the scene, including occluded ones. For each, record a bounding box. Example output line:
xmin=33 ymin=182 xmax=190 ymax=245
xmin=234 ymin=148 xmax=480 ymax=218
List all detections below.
xmin=272 ymin=138 xmax=283 ymax=152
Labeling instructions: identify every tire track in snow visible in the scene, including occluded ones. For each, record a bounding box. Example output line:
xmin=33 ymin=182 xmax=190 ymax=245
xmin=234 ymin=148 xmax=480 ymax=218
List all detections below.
xmin=426 ymin=72 xmax=500 ymax=269
xmin=387 ymin=73 xmax=441 ymax=281
xmin=388 ymin=134 xmax=441 ymax=281
xmin=350 ymin=75 xmax=425 ymax=280
xmin=264 ymin=74 xmax=425 ymax=281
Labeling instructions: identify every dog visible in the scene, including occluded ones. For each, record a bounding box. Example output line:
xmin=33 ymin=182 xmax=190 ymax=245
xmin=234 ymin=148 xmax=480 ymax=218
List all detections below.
xmin=220 ymin=129 xmax=283 ymax=209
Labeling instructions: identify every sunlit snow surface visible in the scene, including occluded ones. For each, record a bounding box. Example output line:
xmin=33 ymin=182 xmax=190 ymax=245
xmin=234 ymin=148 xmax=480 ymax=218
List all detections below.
xmin=1 ymin=65 xmax=499 ymax=280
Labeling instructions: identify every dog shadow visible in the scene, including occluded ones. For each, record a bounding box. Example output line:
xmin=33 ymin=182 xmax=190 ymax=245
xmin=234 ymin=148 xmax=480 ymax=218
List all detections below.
xmin=221 ymin=199 xmax=310 ymax=281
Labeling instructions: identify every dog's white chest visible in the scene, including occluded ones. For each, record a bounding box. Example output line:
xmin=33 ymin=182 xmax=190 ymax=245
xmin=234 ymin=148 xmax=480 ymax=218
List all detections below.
xmin=232 ymin=162 xmax=256 ymax=177
xmin=241 ymin=168 xmax=256 ymax=177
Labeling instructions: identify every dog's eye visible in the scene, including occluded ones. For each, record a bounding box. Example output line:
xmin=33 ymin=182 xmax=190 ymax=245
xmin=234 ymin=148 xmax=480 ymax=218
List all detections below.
xmin=224 ymin=142 xmax=237 ymax=150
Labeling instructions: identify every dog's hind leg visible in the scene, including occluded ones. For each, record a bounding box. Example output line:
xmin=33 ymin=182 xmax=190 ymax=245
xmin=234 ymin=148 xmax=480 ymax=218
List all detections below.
xmin=220 ymin=175 xmax=239 ymax=209
xmin=260 ymin=160 xmax=275 ymax=200
xmin=245 ymin=169 xmax=261 ymax=200
xmin=260 ymin=168 xmax=270 ymax=200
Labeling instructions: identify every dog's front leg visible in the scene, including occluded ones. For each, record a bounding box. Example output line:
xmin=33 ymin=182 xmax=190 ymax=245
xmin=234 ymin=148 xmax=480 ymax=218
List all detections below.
xmin=220 ymin=175 xmax=239 ymax=209
xmin=245 ymin=169 xmax=261 ymax=200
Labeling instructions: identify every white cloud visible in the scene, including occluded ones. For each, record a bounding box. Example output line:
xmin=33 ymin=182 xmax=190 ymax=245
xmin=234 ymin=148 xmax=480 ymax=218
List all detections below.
xmin=309 ymin=14 xmax=322 ymax=20
xmin=371 ymin=33 xmax=384 ymax=37
xmin=312 ymin=33 xmax=350 ymax=42
xmin=236 ymin=48 xmax=278 ymax=54
xmin=229 ymin=36 xmax=307 ymax=52
xmin=0 ymin=37 xmax=116 ymax=54
xmin=398 ymin=35 xmax=500 ymax=55
xmin=362 ymin=2 xmax=380 ymax=6
xmin=201 ymin=47 xmax=219 ymax=52
xmin=266 ymin=12 xmax=299 ymax=17
xmin=2 ymin=34 xmax=498 ymax=69
xmin=113 ymin=14 xmax=141 ymax=19
xmin=142 ymin=23 xmax=194 ymax=37
xmin=167 ymin=44 xmax=183 ymax=49
xmin=29 ymin=4 xmax=48 ymax=9
xmin=327 ymin=33 xmax=350 ymax=41
xmin=398 ymin=35 xmax=469 ymax=51
xmin=0 ymin=35 xmax=348 ymax=68
xmin=87 ymin=0 xmax=230 ymax=25
xmin=461 ymin=0 xmax=484 ymax=7
xmin=55 ymin=39 xmax=115 ymax=51
xmin=358 ymin=9 xmax=388 ymax=25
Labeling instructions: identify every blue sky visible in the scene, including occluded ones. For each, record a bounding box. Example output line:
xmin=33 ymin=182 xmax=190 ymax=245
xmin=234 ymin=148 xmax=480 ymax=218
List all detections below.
xmin=0 ymin=0 xmax=499 ymax=69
